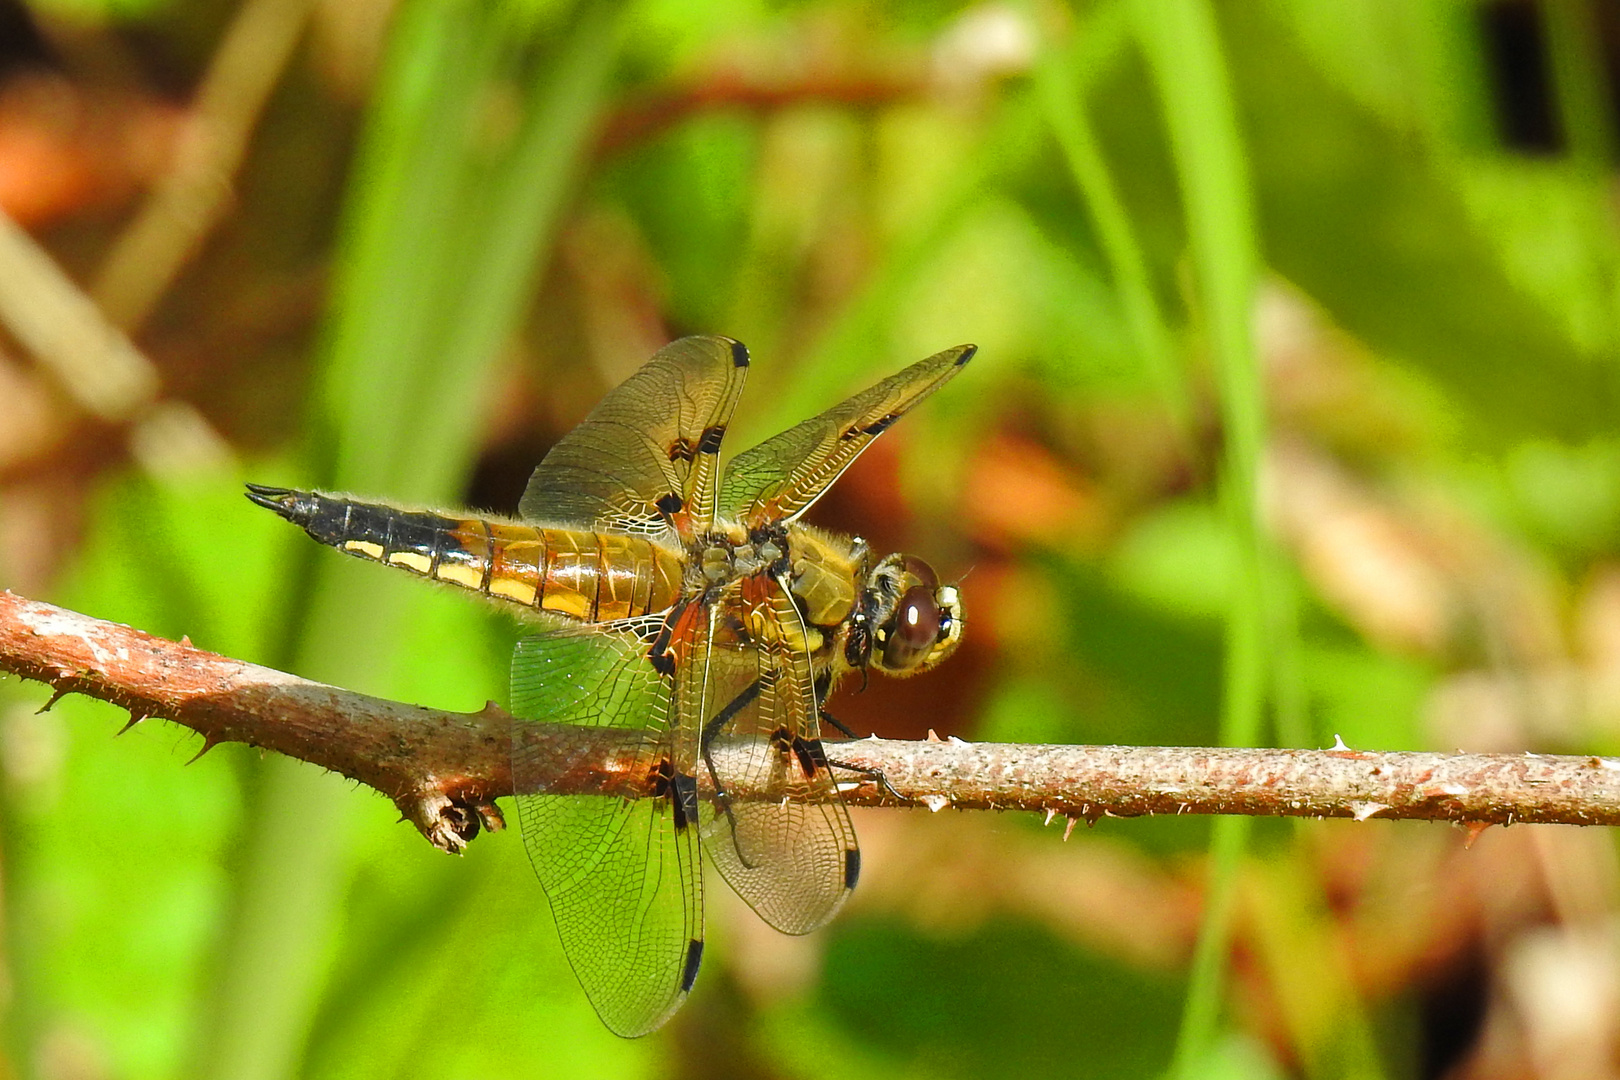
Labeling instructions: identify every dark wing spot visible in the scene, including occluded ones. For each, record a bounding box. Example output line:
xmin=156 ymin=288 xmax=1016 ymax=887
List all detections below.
xmin=954 ymin=344 xmax=978 ymax=367
xmin=671 ymin=771 xmax=698 ymax=833
xmin=650 ymin=758 xmax=673 ymax=795
xmin=650 ymin=758 xmax=699 ymax=831
xmin=647 ymin=617 xmax=676 ymax=676
xmin=681 ymin=939 xmax=705 ymax=992
xmin=668 ymin=438 xmax=696 ymax=463
xmin=840 ymin=413 xmax=899 ymax=441
xmin=722 ymin=613 xmax=752 ymax=647
xmin=843 ymin=847 xmax=861 ymax=890
xmin=697 ymin=425 xmax=725 ymax=454
xmin=728 ymin=339 xmax=750 ymax=368
xmin=791 ymin=736 xmax=828 ymax=779
xmin=656 ymin=492 xmax=684 ymax=517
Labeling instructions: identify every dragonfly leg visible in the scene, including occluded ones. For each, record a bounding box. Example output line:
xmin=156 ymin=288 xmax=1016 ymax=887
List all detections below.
xmin=818 ymin=705 xmax=859 ymax=740
xmin=812 ymin=670 xmax=861 ymax=739
xmin=700 ymin=678 xmax=762 ymax=751
xmin=825 ymin=757 xmax=905 ymax=802
xmin=701 ymin=678 xmax=764 ymax=869
xmin=811 ymin=668 xmax=902 ymax=797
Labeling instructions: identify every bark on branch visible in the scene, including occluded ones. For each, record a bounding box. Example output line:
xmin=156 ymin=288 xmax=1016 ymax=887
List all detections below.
xmin=3 ymin=590 xmax=1618 ymax=854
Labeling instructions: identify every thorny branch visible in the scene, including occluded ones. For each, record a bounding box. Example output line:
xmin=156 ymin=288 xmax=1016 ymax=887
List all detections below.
xmin=4 ymin=589 xmax=1620 ymax=853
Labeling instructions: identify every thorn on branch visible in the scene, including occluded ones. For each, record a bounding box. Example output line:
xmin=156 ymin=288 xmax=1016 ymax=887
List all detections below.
xmin=37 ymin=686 xmax=70 ymax=713
xmin=1349 ymin=801 xmax=1388 ymax=822
xmin=116 ymin=713 xmax=146 ymax=736
xmin=186 ymin=734 xmax=219 ymax=765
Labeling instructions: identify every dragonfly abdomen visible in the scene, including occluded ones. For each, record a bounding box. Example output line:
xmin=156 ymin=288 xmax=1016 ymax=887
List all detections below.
xmin=245 ymin=486 xmax=682 ymax=622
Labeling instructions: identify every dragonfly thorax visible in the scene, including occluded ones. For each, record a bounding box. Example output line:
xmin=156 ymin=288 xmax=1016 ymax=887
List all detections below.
xmin=690 ymin=521 xmax=792 ymax=591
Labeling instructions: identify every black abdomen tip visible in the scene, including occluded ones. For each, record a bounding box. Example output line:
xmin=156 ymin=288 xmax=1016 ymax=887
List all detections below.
xmin=244 ymin=483 xmax=316 ymax=525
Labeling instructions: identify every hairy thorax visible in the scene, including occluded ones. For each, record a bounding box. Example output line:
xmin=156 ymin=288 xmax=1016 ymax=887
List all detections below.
xmin=686 ymin=520 xmax=866 ymax=673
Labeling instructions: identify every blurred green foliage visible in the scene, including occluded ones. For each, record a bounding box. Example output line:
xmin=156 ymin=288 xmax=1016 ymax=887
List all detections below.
xmin=4 ymin=0 xmax=1620 ymax=1077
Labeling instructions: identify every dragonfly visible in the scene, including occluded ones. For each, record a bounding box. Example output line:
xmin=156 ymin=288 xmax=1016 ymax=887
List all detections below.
xmin=246 ymin=336 xmax=972 ymax=1036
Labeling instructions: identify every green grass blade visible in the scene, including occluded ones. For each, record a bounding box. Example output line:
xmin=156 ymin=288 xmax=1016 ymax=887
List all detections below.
xmin=747 ymin=24 xmax=1138 ymax=445
xmin=1128 ymin=0 xmax=1271 ymax=1074
xmin=1034 ymin=0 xmax=1187 ymax=433
xmin=415 ymin=0 xmax=625 ymax=498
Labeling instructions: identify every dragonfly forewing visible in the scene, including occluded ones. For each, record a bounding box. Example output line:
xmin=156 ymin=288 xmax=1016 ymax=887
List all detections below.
xmin=521 ymin=335 xmax=748 ymax=538
xmin=719 ymin=343 xmax=974 ymax=526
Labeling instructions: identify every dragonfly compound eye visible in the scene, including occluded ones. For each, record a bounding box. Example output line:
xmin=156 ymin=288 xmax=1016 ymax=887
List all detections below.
xmin=881 ymin=585 xmax=942 ymax=670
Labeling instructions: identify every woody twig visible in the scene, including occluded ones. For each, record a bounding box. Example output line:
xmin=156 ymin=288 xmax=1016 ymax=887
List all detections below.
xmin=3 ymin=590 xmax=1618 ymax=854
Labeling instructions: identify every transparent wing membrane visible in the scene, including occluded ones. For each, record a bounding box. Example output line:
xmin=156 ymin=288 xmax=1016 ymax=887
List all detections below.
xmin=697 ymin=577 xmax=858 ymax=935
xmin=520 ymin=336 xmax=748 ymax=537
xmin=510 ymin=623 xmax=703 ymax=1038
xmin=720 ymin=343 xmax=974 ymax=526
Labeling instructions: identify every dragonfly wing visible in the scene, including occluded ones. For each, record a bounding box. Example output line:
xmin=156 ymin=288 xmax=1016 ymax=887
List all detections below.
xmin=718 ymin=343 xmax=974 ymax=527
xmin=510 ymin=614 xmax=707 ymax=1038
xmin=696 ymin=575 xmax=858 ymax=935
xmin=520 ymin=336 xmax=748 ymax=538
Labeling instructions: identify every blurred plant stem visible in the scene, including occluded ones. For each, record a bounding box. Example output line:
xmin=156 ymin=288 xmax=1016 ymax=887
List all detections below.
xmin=180 ymin=3 xmax=626 ymax=1079
xmin=1033 ymin=0 xmax=1188 ymax=440
xmin=91 ymin=0 xmax=314 ymax=333
xmin=0 ymin=208 xmax=159 ymax=420
xmin=0 ymin=208 xmax=234 ymax=478
xmin=1126 ymin=0 xmax=1290 ymax=1075
xmin=745 ymin=14 xmax=1141 ymax=447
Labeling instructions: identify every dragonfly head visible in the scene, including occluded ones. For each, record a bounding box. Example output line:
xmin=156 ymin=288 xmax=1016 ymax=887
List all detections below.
xmin=851 ymin=553 xmax=963 ymax=678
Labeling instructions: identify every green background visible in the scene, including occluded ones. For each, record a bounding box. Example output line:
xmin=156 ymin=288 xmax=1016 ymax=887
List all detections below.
xmin=2 ymin=0 xmax=1619 ymax=1077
